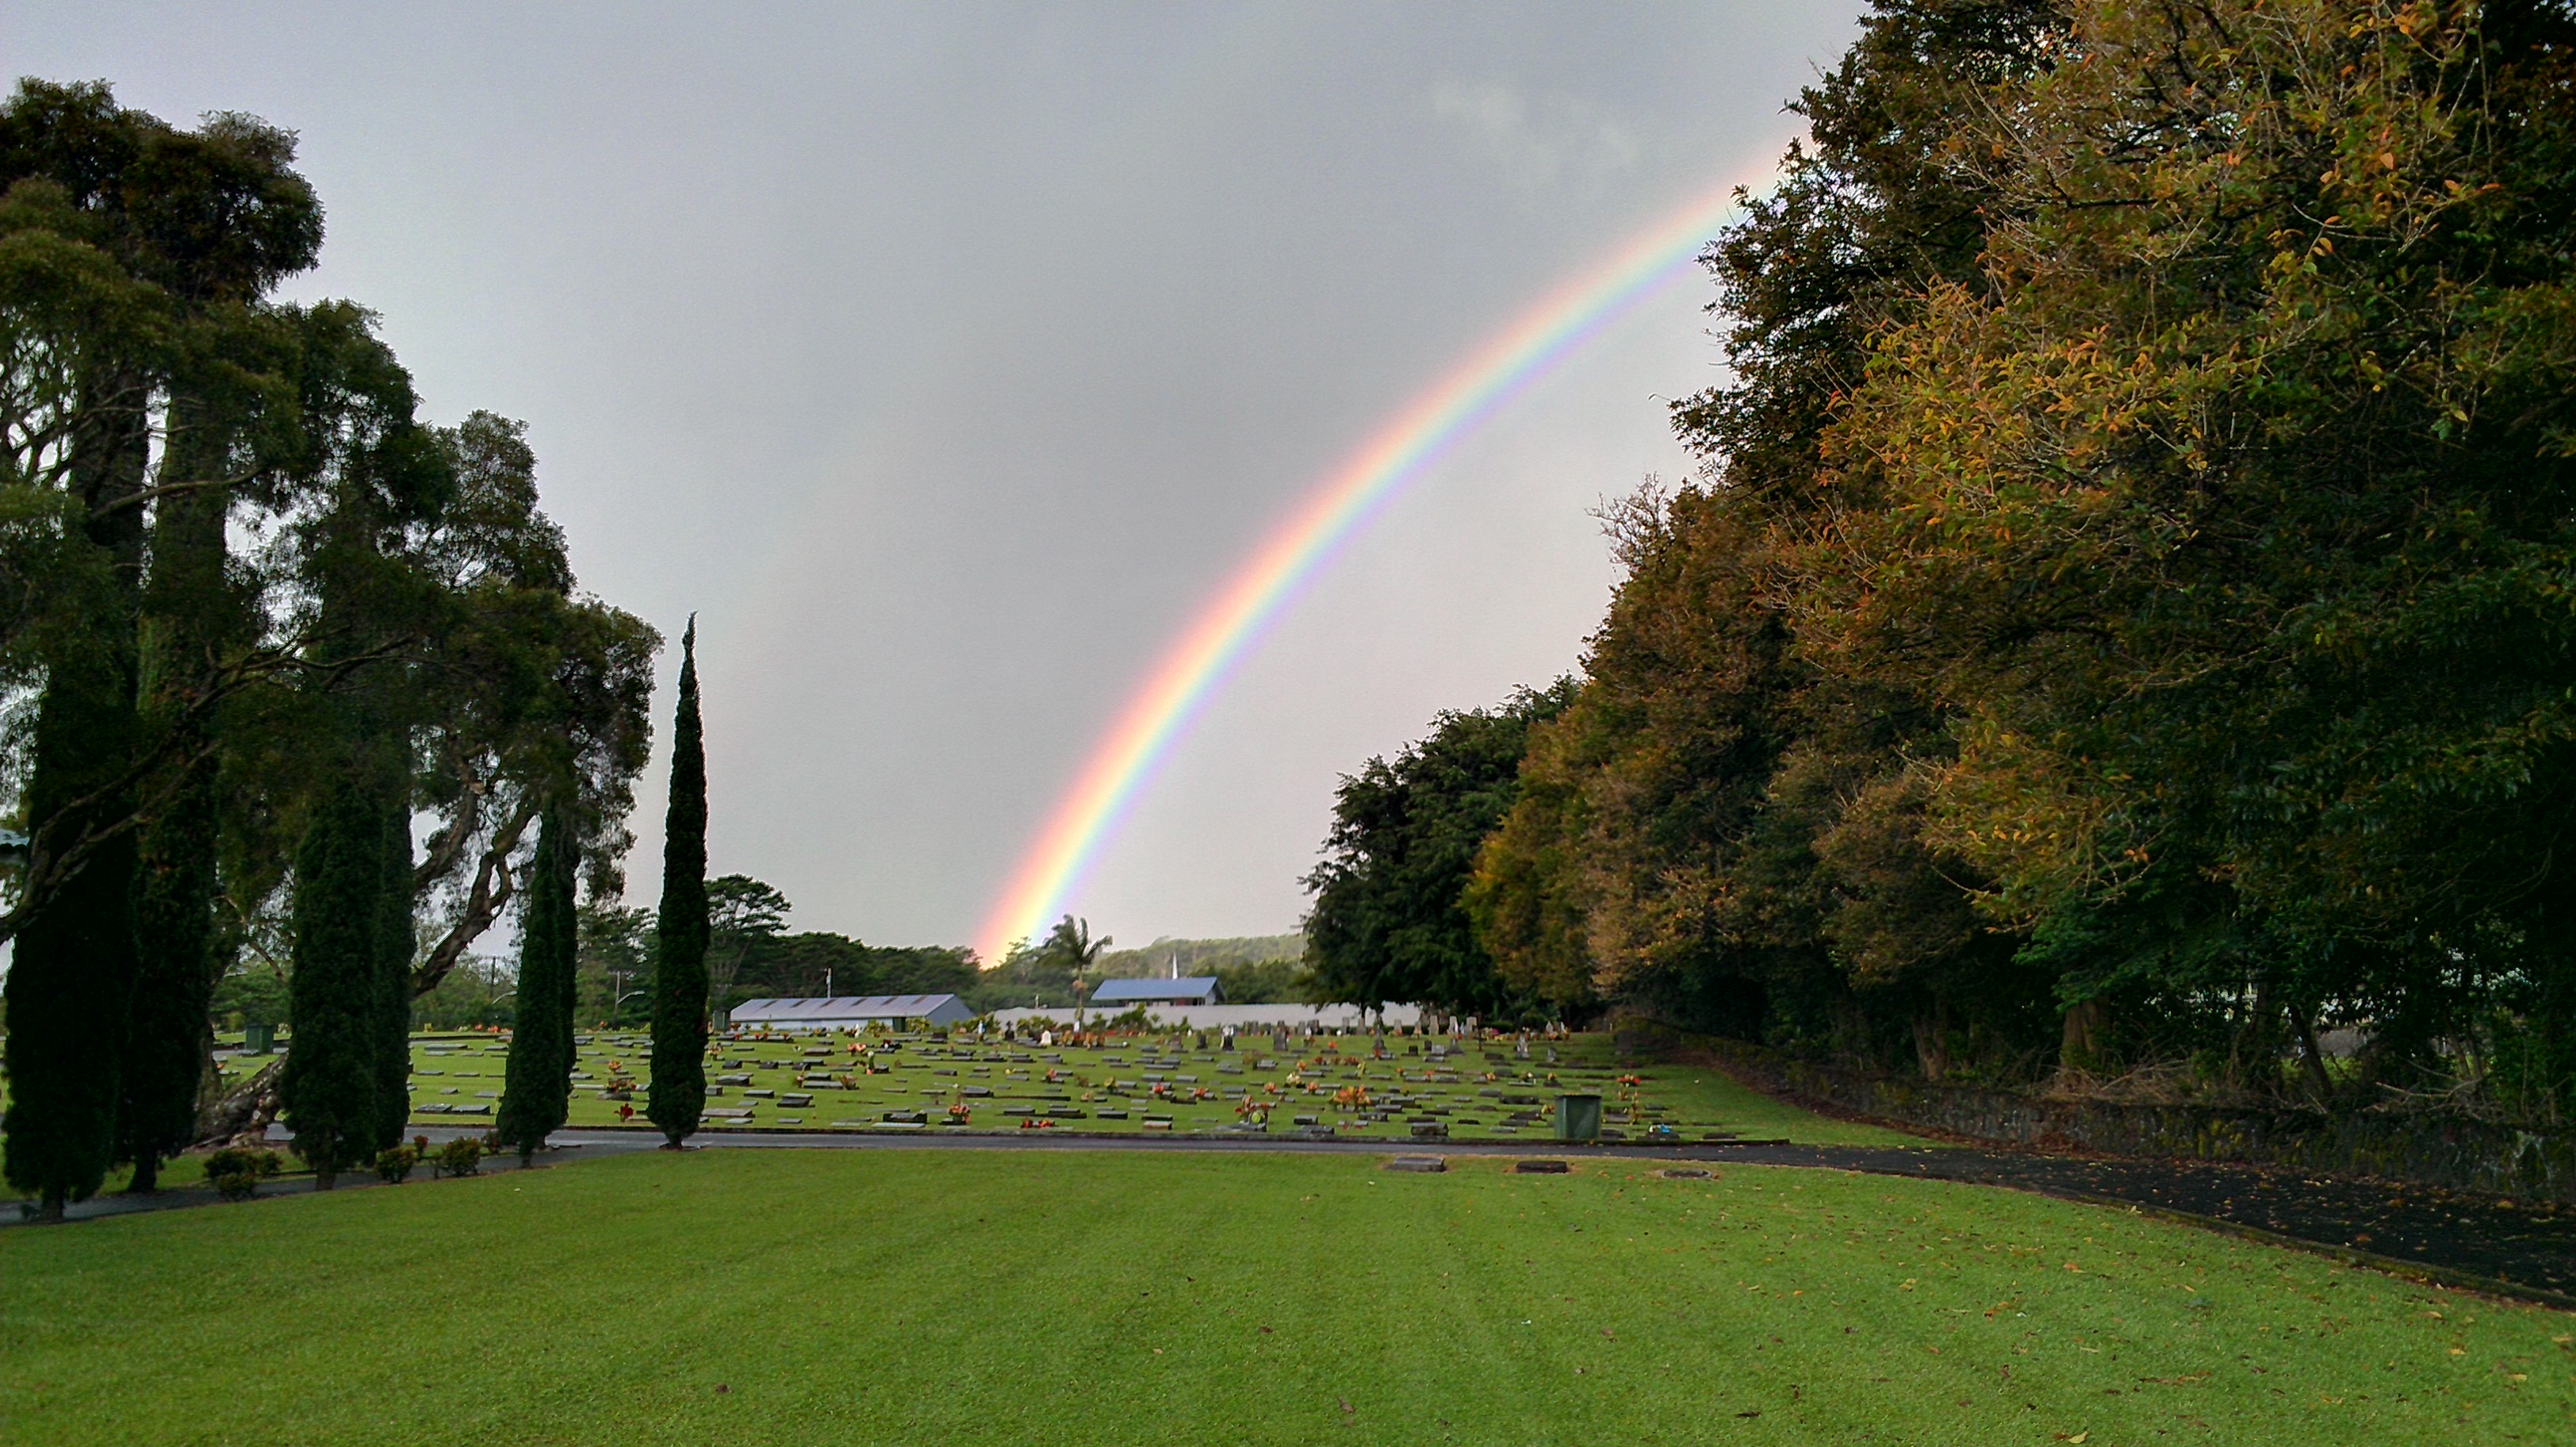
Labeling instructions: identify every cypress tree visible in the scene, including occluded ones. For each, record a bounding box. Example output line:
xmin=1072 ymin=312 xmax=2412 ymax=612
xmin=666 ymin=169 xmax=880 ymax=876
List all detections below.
xmin=2 ymin=653 xmax=144 ymax=1220
xmin=372 ymin=791 xmax=418 ymax=1153
xmin=119 ymin=750 xmax=220 ymax=1193
xmin=497 ymin=804 xmax=577 ymax=1163
xmin=281 ymin=780 xmax=385 ymax=1188
xmin=647 ymin=619 xmax=708 ymax=1147
xmin=0 ymin=392 xmax=150 ymax=1222
xmin=117 ymin=399 xmax=240 ymax=1193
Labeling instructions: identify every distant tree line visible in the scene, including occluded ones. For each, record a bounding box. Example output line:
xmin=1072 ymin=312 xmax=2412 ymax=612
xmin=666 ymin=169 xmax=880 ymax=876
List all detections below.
xmin=1307 ymin=0 xmax=2576 ymax=1124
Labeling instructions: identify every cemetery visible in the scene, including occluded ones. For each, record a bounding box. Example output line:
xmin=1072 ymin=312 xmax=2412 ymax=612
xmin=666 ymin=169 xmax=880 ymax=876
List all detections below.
xmin=8 ymin=8 xmax=2576 ymax=1441
xmin=385 ymin=1023 xmax=1915 ymax=1145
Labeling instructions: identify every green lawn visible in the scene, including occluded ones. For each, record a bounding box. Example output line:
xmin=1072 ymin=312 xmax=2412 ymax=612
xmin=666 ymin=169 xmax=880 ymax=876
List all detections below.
xmin=3 ymin=1149 xmax=2566 ymax=1445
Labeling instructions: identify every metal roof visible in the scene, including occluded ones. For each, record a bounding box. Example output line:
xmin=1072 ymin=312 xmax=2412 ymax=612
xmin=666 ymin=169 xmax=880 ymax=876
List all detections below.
xmin=729 ymin=994 xmax=967 ymax=1020
xmin=1091 ymin=977 xmax=1221 ymax=1004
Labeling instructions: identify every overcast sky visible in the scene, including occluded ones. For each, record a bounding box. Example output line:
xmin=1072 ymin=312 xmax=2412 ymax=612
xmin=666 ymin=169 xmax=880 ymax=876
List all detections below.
xmin=8 ymin=2 xmax=1866 ymax=953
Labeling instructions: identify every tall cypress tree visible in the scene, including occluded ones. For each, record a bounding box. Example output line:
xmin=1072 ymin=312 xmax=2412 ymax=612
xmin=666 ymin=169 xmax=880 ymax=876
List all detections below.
xmin=118 ymin=397 xmax=244 ymax=1192
xmin=646 ymin=619 xmax=708 ymax=1148
xmin=281 ymin=779 xmax=383 ymax=1188
xmin=497 ymin=804 xmax=577 ymax=1163
xmin=2 ymin=601 xmax=145 ymax=1220
xmin=371 ymin=791 xmax=418 ymax=1153
xmin=119 ymin=747 xmax=220 ymax=1194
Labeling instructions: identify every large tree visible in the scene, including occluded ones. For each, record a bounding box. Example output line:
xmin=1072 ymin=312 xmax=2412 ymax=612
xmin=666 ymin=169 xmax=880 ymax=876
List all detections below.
xmin=0 ymin=80 xmax=324 ymax=1212
xmin=1801 ymin=0 xmax=2576 ymax=1096
xmin=1305 ymin=683 xmax=1575 ymax=1019
xmin=647 ymin=619 xmax=708 ymax=1147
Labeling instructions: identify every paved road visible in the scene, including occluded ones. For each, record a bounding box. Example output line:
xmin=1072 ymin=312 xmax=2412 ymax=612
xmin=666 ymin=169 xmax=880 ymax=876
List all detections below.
xmin=13 ymin=1123 xmax=2571 ymax=1310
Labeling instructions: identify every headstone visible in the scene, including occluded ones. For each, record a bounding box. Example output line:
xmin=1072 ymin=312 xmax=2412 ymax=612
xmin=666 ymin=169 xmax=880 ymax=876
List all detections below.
xmin=1512 ymin=1159 xmax=1570 ymax=1174
xmin=1554 ymin=1093 xmax=1602 ymax=1142
xmin=1382 ymin=1155 xmax=1446 ymax=1173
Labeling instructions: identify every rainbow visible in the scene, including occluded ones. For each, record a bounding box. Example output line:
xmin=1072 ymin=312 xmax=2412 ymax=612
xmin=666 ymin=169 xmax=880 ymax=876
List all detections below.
xmin=973 ymin=158 xmax=1781 ymax=966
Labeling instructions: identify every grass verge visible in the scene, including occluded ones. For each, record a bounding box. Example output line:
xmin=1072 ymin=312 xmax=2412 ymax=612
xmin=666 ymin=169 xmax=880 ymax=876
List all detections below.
xmin=2 ymin=1148 xmax=2566 ymax=1444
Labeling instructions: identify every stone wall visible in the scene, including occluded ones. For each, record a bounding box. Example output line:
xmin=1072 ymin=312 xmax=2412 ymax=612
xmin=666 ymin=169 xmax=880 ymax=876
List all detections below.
xmin=1623 ymin=1023 xmax=2576 ymax=1205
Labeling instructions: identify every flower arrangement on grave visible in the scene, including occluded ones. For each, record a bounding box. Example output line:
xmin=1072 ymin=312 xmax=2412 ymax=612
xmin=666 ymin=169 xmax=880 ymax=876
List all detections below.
xmin=1018 ymin=1117 xmax=1056 ymax=1130
xmin=1190 ymin=1086 xmax=1213 ymax=1102
xmin=947 ymin=1100 xmax=973 ymax=1124
xmin=1615 ymin=1074 xmax=1645 ymax=1123
xmin=1331 ymin=1084 xmax=1372 ymax=1113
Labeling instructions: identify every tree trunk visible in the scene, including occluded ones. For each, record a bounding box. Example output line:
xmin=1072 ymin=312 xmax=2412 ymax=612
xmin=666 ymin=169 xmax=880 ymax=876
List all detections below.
xmin=2058 ymin=996 xmax=2110 ymax=1079
xmin=1911 ymin=995 xmax=1953 ymax=1082
xmin=2285 ymin=997 xmax=2333 ymax=1103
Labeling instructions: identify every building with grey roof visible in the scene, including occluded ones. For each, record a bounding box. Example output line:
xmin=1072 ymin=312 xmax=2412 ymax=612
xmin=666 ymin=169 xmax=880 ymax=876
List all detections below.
xmin=1090 ymin=976 xmax=1224 ymax=1008
xmin=726 ymin=994 xmax=974 ymax=1031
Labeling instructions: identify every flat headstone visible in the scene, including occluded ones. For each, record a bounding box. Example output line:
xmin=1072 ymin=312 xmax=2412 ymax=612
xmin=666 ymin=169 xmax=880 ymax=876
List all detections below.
xmin=1512 ymin=1159 xmax=1570 ymax=1173
xmin=1660 ymin=1167 xmax=1712 ymax=1180
xmin=475 ymin=1090 xmax=499 ymax=1098
xmin=1382 ymin=1155 xmax=1446 ymax=1173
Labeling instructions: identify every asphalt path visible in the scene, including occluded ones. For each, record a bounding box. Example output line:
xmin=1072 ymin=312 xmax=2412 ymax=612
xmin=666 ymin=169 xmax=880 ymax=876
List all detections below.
xmin=13 ymin=1123 xmax=2572 ymax=1311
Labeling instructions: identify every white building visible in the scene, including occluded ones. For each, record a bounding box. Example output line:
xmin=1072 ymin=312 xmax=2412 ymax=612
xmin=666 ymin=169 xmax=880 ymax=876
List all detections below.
xmin=985 ymin=1001 xmax=1420 ymax=1033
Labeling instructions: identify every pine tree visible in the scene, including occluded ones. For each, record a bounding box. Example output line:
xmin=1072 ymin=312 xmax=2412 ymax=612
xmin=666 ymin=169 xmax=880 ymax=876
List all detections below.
xmin=497 ymin=804 xmax=577 ymax=1163
xmin=647 ymin=619 xmax=709 ymax=1147
xmin=281 ymin=781 xmax=385 ymax=1188
xmin=372 ymin=792 xmax=418 ymax=1153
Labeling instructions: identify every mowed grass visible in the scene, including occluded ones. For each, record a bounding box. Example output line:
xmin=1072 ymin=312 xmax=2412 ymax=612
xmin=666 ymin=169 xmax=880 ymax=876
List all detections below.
xmin=2 ymin=1150 xmax=2568 ymax=1445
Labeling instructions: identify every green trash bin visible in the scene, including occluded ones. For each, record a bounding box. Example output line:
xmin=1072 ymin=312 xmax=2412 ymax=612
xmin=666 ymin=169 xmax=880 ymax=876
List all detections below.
xmin=1554 ymin=1093 xmax=1601 ymax=1142
xmin=243 ymin=1023 xmax=276 ymax=1055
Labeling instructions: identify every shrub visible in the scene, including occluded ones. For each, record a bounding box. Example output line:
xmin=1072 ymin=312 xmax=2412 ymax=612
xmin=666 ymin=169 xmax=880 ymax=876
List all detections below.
xmin=211 ymin=1169 xmax=259 ymax=1202
xmin=434 ymin=1138 xmax=483 ymax=1177
xmin=205 ymin=1146 xmax=284 ymax=1181
xmin=374 ymin=1146 xmax=419 ymax=1184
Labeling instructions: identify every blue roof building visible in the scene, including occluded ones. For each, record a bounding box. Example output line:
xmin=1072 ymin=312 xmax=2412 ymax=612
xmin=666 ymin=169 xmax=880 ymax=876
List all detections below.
xmin=1090 ymin=976 xmax=1225 ymax=1008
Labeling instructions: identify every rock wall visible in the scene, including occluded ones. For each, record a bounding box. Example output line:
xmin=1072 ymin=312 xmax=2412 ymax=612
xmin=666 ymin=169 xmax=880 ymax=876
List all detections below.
xmin=1624 ymin=1023 xmax=2576 ymax=1205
